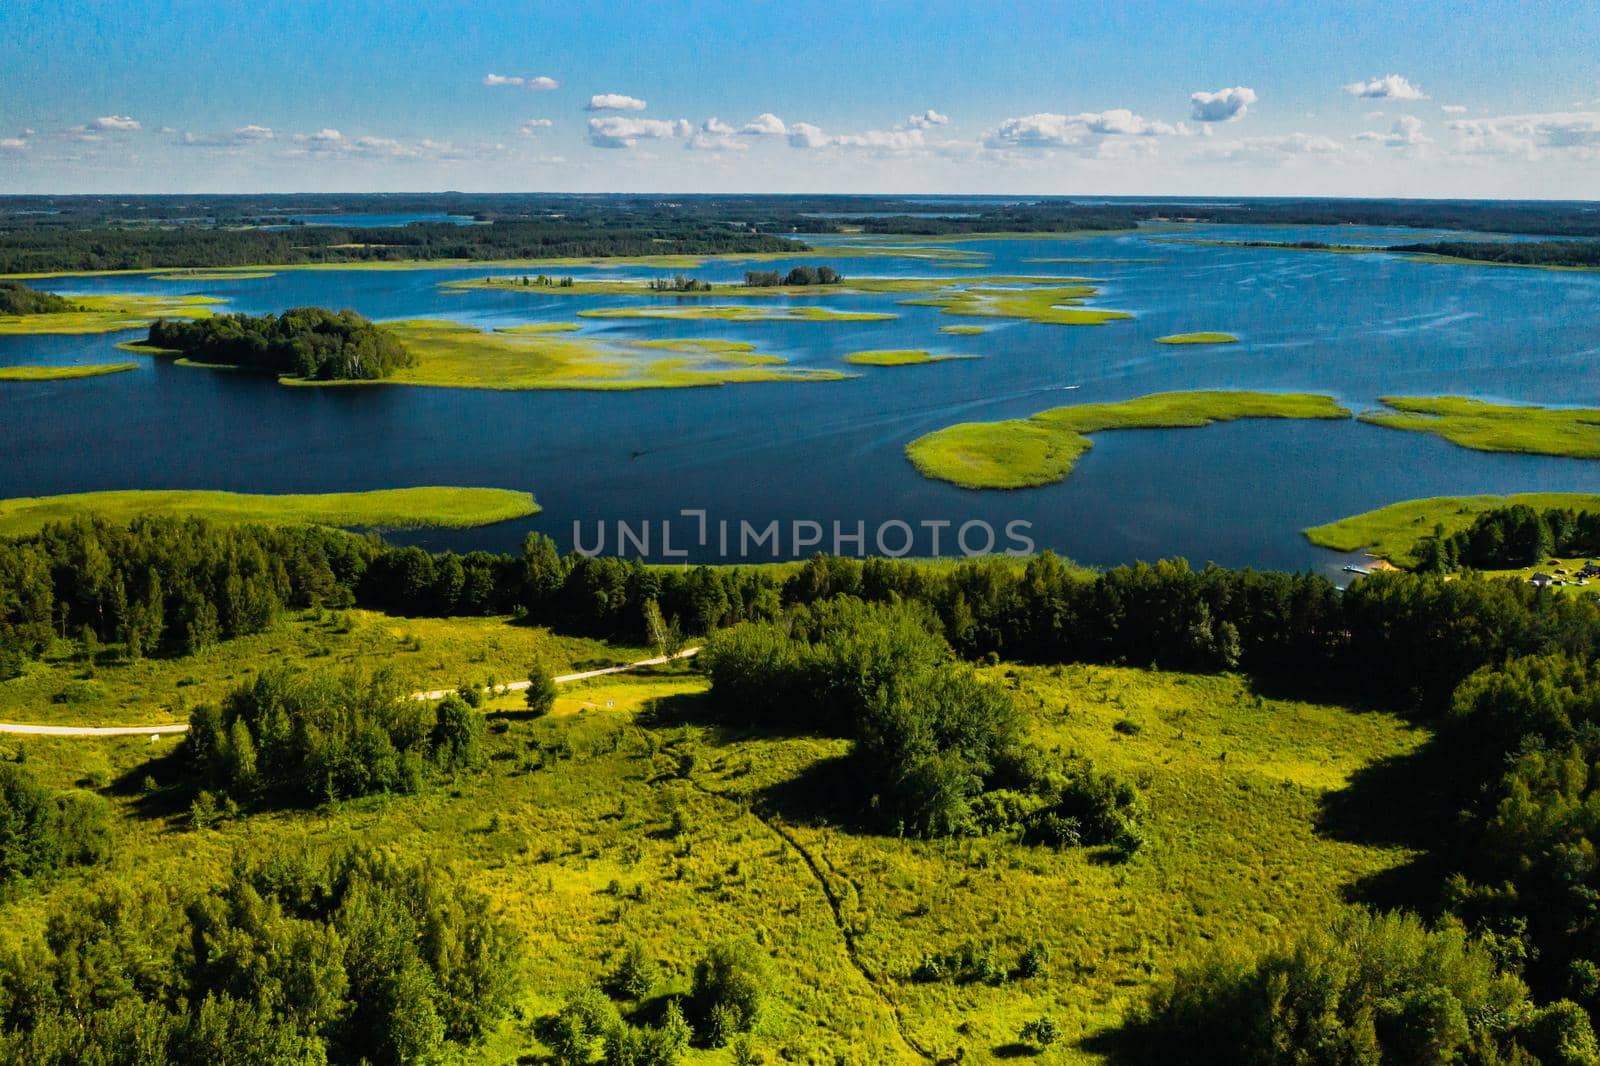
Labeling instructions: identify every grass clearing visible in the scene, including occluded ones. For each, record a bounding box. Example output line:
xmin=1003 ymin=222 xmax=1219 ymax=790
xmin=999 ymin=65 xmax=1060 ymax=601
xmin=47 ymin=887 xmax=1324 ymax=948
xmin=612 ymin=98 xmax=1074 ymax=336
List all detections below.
xmin=1359 ymin=396 xmax=1600 ymax=459
xmin=0 ymin=362 xmax=137 ymax=381
xmin=0 ymin=487 xmax=538 ymax=538
xmin=0 ymin=639 xmax=1422 ymax=1062
xmin=908 ymin=391 xmax=1350 ymax=489
xmin=0 ymin=293 xmax=220 ymax=335
xmin=1304 ymin=492 xmax=1600 ymax=566
xmin=1156 ymin=332 xmax=1238 ymax=345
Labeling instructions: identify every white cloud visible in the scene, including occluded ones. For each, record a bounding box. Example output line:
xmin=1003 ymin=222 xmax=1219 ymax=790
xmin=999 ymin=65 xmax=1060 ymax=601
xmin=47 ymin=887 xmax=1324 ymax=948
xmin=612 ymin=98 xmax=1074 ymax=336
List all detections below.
xmin=587 ymin=93 xmax=647 ymax=112
xmin=232 ymin=124 xmax=274 ymax=141
xmin=787 ymin=122 xmax=828 ymax=149
xmin=587 ymin=115 xmax=690 ymax=148
xmin=985 ymin=109 xmax=1184 ymax=149
xmin=0 ymin=138 xmax=26 ymax=151
xmin=833 ymin=127 xmax=926 ymax=151
xmin=905 ymin=109 xmax=949 ymax=129
xmin=525 ymin=76 xmax=559 ymax=91
xmin=484 ymin=73 xmax=559 ymax=90
xmin=688 ymin=117 xmax=747 ymax=151
xmin=1356 ymin=114 xmax=1430 ymax=148
xmin=1343 ymin=74 xmax=1427 ymax=100
xmin=1189 ymin=86 xmax=1257 ymax=122
xmin=1200 ymin=132 xmax=1346 ymax=164
xmin=740 ymin=112 xmax=787 ymax=136
xmin=483 ymin=73 xmax=521 ymax=86
xmin=519 ymin=118 xmax=554 ymax=136
xmin=91 ymin=115 xmax=141 ymax=131
xmin=1441 ymin=104 xmax=1468 ymax=114
xmin=1449 ymin=111 xmax=1600 ymax=157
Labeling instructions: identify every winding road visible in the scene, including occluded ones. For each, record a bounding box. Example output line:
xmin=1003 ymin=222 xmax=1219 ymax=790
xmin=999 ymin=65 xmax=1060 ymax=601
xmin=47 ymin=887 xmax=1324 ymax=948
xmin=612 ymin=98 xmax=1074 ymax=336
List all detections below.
xmin=0 ymin=646 xmax=702 ymax=738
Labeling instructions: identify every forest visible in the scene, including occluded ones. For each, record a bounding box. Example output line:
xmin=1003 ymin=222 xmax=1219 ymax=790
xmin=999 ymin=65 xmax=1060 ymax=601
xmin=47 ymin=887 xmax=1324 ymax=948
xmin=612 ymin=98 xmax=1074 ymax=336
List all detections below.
xmin=143 ymin=308 xmax=414 ymax=380
xmin=8 ymin=517 xmax=1600 ymax=1058
xmin=1413 ymin=503 xmax=1600 ymax=571
xmin=1390 ymin=239 xmax=1600 ymax=268
xmin=0 ymin=281 xmax=79 ymax=315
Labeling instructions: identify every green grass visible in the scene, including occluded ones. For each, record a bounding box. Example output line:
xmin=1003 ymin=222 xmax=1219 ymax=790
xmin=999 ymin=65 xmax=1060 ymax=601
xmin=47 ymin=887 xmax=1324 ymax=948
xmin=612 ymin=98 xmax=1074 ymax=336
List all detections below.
xmin=147 ymin=270 xmax=277 ymax=281
xmin=0 ymin=487 xmax=538 ymax=538
xmin=0 ymin=294 xmax=220 ymax=335
xmin=0 ymin=363 xmax=137 ymax=381
xmin=842 ymin=349 xmax=969 ymax=367
xmin=902 ymin=284 xmax=1130 ymax=327
xmin=1359 ymin=396 xmax=1600 ymax=459
xmin=1304 ymin=492 xmax=1600 ymax=566
xmin=492 ymin=322 xmax=582 ymax=334
xmin=938 ymin=325 xmax=990 ymax=335
xmin=1156 ymin=332 xmax=1238 ymax=345
xmin=347 ymin=319 xmax=852 ymax=390
xmin=443 ymin=274 xmax=1061 ymax=300
xmin=574 ymin=305 xmax=897 ymax=323
xmin=0 ymin=635 xmax=1422 ymax=1062
xmin=908 ymin=391 xmax=1350 ymax=489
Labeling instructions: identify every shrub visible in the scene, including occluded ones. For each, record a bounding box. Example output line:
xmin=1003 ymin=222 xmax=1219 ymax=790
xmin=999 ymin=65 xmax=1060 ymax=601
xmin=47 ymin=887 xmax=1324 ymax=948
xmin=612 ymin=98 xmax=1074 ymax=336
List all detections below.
xmin=1020 ymin=1015 xmax=1061 ymax=1048
xmin=606 ymin=941 xmax=658 ymax=1001
xmin=526 ymin=657 xmax=559 ymax=716
xmin=690 ymin=938 xmax=768 ymax=1045
xmin=0 ymin=762 xmax=110 ymax=889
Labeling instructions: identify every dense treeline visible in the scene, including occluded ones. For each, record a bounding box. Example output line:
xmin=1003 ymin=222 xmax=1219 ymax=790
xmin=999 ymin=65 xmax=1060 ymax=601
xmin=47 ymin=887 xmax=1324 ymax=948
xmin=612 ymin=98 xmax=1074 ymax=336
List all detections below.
xmin=0 ymin=281 xmax=79 ymax=315
xmin=1415 ymin=504 xmax=1600 ymax=571
xmin=145 ymin=307 xmax=413 ymax=380
xmin=0 ymin=761 xmax=109 ymax=892
xmin=1392 ymin=239 xmax=1600 ymax=269
xmin=0 ymin=848 xmax=519 ymax=1064
xmin=742 ymin=266 xmax=841 ymax=286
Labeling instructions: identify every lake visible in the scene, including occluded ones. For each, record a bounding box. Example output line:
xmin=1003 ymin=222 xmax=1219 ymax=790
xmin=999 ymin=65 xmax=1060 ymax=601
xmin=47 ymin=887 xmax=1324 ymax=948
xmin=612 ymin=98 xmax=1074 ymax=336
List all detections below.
xmin=4 ymin=224 xmax=1599 ymax=580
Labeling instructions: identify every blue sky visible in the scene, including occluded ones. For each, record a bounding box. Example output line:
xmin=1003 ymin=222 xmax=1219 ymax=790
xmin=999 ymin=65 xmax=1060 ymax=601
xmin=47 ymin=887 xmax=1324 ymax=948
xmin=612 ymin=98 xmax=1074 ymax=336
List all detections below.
xmin=2 ymin=0 xmax=1597 ymax=196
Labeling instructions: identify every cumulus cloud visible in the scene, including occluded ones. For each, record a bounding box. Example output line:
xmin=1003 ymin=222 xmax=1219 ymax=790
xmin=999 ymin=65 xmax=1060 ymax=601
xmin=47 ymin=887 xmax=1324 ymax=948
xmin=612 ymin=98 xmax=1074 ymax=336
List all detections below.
xmin=485 ymin=74 xmax=560 ymax=89
xmin=1449 ymin=111 xmax=1600 ymax=157
xmin=688 ymin=117 xmax=746 ymax=151
xmin=91 ymin=115 xmax=141 ymax=131
xmin=519 ymin=118 xmax=554 ymax=135
xmin=1189 ymin=86 xmax=1257 ymax=122
xmin=787 ymin=122 xmax=828 ymax=149
xmin=984 ymin=109 xmax=1184 ymax=150
xmin=587 ymin=115 xmax=690 ymax=148
xmin=1199 ymin=132 xmax=1346 ymax=164
xmin=740 ymin=112 xmax=787 ymax=136
xmin=1441 ymin=104 xmax=1468 ymax=114
xmin=0 ymin=137 xmax=26 ymax=151
xmin=1357 ymin=114 xmax=1430 ymax=148
xmin=905 ymin=109 xmax=949 ymax=129
xmin=586 ymin=93 xmax=647 ymax=112
xmin=1344 ymin=74 xmax=1427 ymax=100
xmin=232 ymin=124 xmax=274 ymax=141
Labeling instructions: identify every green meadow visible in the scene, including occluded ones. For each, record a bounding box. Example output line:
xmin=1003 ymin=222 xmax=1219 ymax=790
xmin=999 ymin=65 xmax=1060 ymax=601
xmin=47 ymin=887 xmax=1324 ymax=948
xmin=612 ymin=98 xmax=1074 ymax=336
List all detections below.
xmin=0 ymin=613 xmax=1421 ymax=1063
xmin=0 ymin=293 xmax=220 ymax=335
xmin=0 ymin=487 xmax=538 ymax=538
xmin=0 ymin=362 xmax=137 ymax=381
xmin=908 ymin=391 xmax=1351 ymax=489
xmin=1305 ymin=492 xmax=1600 ymax=566
xmin=1359 ymin=395 xmax=1600 ymax=459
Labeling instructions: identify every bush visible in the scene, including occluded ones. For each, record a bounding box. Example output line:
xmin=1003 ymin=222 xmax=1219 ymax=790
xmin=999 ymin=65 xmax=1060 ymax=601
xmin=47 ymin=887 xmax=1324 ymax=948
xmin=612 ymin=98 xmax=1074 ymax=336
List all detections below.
xmin=0 ymin=762 xmax=110 ymax=890
xmin=690 ymin=938 xmax=768 ymax=1045
xmin=526 ymin=657 xmax=559 ymax=717
xmin=606 ymin=941 xmax=658 ymax=1001
xmin=1020 ymin=1015 xmax=1061 ymax=1048
xmin=431 ymin=694 xmax=486 ymax=772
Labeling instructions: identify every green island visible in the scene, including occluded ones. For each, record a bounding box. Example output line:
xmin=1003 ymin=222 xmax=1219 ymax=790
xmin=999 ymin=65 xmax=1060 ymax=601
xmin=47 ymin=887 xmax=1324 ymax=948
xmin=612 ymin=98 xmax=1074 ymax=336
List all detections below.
xmin=1359 ymin=396 xmax=1600 ymax=459
xmin=3 ymin=516 xmax=1599 ymax=1061
xmin=938 ymin=324 xmax=990 ymax=335
xmin=0 ymin=487 xmax=539 ymax=537
xmin=908 ymin=390 xmax=1350 ymax=489
xmin=842 ymin=349 xmax=970 ymax=367
xmin=903 ymin=283 xmax=1131 ymax=327
xmin=0 ymin=280 xmax=220 ymax=335
xmin=0 ymin=363 xmax=138 ymax=381
xmin=147 ymin=270 xmax=277 ymax=281
xmin=1305 ymin=492 xmax=1600 ymax=567
xmin=1155 ymin=332 xmax=1238 ymax=345
xmin=574 ymin=305 xmax=897 ymax=323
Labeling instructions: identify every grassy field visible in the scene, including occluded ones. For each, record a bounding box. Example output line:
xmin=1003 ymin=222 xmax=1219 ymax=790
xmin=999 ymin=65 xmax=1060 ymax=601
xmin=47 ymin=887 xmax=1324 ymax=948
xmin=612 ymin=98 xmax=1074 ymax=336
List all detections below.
xmin=0 ymin=293 xmax=220 ymax=335
xmin=0 ymin=623 xmax=1423 ymax=1063
xmin=1155 ymin=332 xmax=1238 ymax=345
xmin=908 ymin=391 xmax=1351 ymax=489
xmin=1304 ymin=492 xmax=1600 ymax=566
xmin=0 ymin=362 xmax=137 ymax=381
xmin=493 ymin=322 xmax=583 ymax=334
xmin=339 ymin=319 xmax=854 ymax=390
xmin=902 ymin=284 xmax=1131 ymax=327
xmin=0 ymin=486 xmax=538 ymax=537
xmin=843 ymin=349 xmax=969 ymax=367
xmin=1359 ymin=396 xmax=1600 ymax=459
xmin=575 ymin=305 xmax=898 ymax=323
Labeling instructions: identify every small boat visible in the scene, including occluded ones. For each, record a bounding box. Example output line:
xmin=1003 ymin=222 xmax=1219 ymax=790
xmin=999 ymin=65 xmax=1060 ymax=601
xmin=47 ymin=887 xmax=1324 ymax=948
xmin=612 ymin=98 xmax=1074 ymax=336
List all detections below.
xmin=1343 ymin=565 xmax=1372 ymax=576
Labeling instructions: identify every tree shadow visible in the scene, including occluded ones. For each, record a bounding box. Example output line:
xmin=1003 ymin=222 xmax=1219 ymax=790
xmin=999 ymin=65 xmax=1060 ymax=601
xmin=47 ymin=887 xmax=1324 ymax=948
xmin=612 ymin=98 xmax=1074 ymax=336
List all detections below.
xmin=991 ymin=1042 xmax=1038 ymax=1059
xmin=108 ymin=747 xmax=197 ymax=822
xmin=753 ymin=751 xmax=874 ymax=832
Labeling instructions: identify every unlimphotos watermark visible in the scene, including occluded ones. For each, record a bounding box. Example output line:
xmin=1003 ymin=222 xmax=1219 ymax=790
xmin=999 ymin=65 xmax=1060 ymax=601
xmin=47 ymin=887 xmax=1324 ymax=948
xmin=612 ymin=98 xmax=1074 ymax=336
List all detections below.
xmin=573 ymin=509 xmax=1034 ymax=560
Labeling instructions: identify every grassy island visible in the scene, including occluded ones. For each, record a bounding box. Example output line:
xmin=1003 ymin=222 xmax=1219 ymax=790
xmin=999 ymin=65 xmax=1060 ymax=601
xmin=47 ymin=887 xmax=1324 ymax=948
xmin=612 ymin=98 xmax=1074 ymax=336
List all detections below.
xmin=0 ymin=292 xmax=220 ymax=335
xmin=1304 ymin=492 xmax=1600 ymax=566
xmin=908 ymin=390 xmax=1350 ymax=489
xmin=0 ymin=363 xmax=138 ymax=381
xmin=903 ymin=283 xmax=1131 ymax=326
xmin=574 ymin=305 xmax=896 ymax=323
xmin=1359 ymin=396 xmax=1600 ymax=459
xmin=0 ymin=487 xmax=538 ymax=537
xmin=842 ymin=349 xmax=969 ymax=367
xmin=1156 ymin=332 xmax=1238 ymax=345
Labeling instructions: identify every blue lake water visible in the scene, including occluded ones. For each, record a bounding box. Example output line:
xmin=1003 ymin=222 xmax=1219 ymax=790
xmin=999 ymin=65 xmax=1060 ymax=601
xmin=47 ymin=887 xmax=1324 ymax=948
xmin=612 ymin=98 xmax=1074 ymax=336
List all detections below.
xmin=3 ymin=224 xmax=1599 ymax=580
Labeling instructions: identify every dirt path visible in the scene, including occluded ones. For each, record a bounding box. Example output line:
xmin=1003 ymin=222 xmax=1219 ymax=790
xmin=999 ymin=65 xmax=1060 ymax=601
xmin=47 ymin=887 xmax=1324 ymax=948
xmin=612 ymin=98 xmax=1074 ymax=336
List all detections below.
xmin=0 ymin=646 xmax=702 ymax=738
